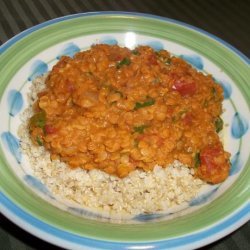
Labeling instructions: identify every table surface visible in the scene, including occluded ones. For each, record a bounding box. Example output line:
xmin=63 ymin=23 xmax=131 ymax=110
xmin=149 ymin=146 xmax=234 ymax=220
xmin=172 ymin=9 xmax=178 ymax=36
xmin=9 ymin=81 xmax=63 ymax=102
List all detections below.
xmin=0 ymin=0 xmax=249 ymax=249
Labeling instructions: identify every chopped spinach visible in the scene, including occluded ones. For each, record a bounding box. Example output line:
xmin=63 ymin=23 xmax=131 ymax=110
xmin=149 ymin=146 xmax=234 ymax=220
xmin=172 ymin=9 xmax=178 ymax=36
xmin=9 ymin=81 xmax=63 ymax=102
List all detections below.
xmin=211 ymin=87 xmax=217 ymax=96
xmin=152 ymin=77 xmax=161 ymax=84
xmin=194 ymin=152 xmax=201 ymax=168
xmin=133 ymin=125 xmax=148 ymax=134
xmin=86 ymin=71 xmax=93 ymax=76
xmin=114 ymin=89 xmax=124 ymax=97
xmin=203 ymin=100 xmax=209 ymax=108
xmin=165 ymin=58 xmax=172 ymax=65
xmin=134 ymin=98 xmax=155 ymax=110
xmin=116 ymin=57 xmax=131 ymax=69
xmin=132 ymin=49 xmax=140 ymax=55
xmin=134 ymin=139 xmax=139 ymax=147
xmin=215 ymin=116 xmax=223 ymax=133
xmin=30 ymin=111 xmax=46 ymax=129
xmin=172 ymin=109 xmax=187 ymax=122
xmin=36 ymin=136 xmax=43 ymax=146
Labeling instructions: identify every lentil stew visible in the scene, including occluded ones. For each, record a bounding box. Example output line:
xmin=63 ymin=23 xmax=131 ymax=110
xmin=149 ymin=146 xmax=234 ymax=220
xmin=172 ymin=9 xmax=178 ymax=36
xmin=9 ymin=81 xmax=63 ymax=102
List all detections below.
xmin=29 ymin=44 xmax=230 ymax=184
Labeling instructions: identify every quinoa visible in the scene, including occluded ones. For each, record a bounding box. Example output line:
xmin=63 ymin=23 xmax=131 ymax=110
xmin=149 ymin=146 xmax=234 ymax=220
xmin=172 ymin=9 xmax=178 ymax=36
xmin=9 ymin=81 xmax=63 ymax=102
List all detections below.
xmin=18 ymin=74 xmax=205 ymax=217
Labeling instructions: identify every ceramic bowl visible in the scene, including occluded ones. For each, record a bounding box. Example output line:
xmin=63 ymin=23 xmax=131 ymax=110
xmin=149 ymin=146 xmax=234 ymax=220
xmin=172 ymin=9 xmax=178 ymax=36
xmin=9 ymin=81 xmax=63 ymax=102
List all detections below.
xmin=0 ymin=12 xmax=249 ymax=249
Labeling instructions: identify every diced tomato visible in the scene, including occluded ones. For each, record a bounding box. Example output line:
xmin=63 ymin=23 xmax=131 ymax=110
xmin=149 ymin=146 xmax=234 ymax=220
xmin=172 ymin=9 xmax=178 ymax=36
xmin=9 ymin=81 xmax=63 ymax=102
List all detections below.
xmin=109 ymin=53 xmax=123 ymax=61
xmin=67 ymin=82 xmax=75 ymax=92
xmin=200 ymin=146 xmax=220 ymax=171
xmin=156 ymin=136 xmax=164 ymax=147
xmin=167 ymin=106 xmax=174 ymax=115
xmin=63 ymin=79 xmax=75 ymax=93
xmin=183 ymin=113 xmax=193 ymax=125
xmin=148 ymin=54 xmax=158 ymax=65
xmin=129 ymin=158 xmax=140 ymax=168
xmin=137 ymin=134 xmax=146 ymax=141
xmin=172 ymin=78 xmax=197 ymax=96
xmin=45 ymin=124 xmax=57 ymax=134
xmin=197 ymin=144 xmax=230 ymax=184
xmin=53 ymin=57 xmax=69 ymax=72
xmin=33 ymin=101 xmax=42 ymax=113
xmin=37 ymin=90 xmax=48 ymax=98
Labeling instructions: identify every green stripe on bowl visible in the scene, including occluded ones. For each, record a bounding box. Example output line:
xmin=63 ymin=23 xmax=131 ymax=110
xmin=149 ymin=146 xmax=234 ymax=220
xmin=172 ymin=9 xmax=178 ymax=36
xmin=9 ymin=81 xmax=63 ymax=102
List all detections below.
xmin=0 ymin=14 xmax=249 ymax=242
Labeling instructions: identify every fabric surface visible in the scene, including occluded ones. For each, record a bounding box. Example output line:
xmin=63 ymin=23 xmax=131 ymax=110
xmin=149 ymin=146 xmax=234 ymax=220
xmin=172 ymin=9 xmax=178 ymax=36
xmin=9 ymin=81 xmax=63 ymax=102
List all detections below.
xmin=0 ymin=0 xmax=249 ymax=249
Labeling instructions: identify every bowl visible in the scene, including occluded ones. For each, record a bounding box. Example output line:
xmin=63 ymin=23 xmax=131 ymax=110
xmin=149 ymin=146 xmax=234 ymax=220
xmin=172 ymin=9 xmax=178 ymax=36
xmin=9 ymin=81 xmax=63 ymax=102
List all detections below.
xmin=0 ymin=12 xmax=249 ymax=249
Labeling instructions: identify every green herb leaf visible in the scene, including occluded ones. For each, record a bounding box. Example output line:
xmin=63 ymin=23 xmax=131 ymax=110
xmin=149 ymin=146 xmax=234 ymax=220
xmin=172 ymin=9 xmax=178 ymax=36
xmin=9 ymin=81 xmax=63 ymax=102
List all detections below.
xmin=116 ymin=57 xmax=131 ymax=69
xmin=134 ymin=98 xmax=155 ymax=110
xmin=36 ymin=136 xmax=43 ymax=146
xmin=203 ymin=100 xmax=209 ymax=108
xmin=134 ymin=139 xmax=139 ymax=147
xmin=105 ymin=85 xmax=124 ymax=98
xmin=133 ymin=125 xmax=148 ymax=134
xmin=152 ymin=77 xmax=161 ymax=84
xmin=172 ymin=109 xmax=187 ymax=122
xmin=165 ymin=58 xmax=172 ymax=65
xmin=114 ymin=89 xmax=124 ymax=97
xmin=132 ymin=49 xmax=140 ymax=55
xmin=212 ymin=87 xmax=217 ymax=96
xmin=30 ymin=111 xmax=46 ymax=129
xmin=215 ymin=116 xmax=223 ymax=133
xmin=179 ymin=109 xmax=188 ymax=117
xmin=110 ymin=101 xmax=117 ymax=106
xmin=194 ymin=152 xmax=201 ymax=168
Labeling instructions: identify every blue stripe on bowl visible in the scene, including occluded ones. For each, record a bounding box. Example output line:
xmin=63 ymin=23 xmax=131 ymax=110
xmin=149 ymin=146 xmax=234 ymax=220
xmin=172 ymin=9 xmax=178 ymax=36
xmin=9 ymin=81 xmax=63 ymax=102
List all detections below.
xmin=230 ymin=151 xmax=242 ymax=176
xmin=1 ymin=132 xmax=22 ymax=163
xmin=133 ymin=213 xmax=168 ymax=221
xmin=231 ymin=112 xmax=249 ymax=138
xmin=180 ymin=54 xmax=204 ymax=70
xmin=7 ymin=90 xmax=23 ymax=116
xmin=144 ymin=41 xmax=164 ymax=51
xmin=216 ymin=79 xmax=232 ymax=99
xmin=99 ymin=36 xmax=118 ymax=45
xmin=189 ymin=187 xmax=219 ymax=206
xmin=28 ymin=60 xmax=48 ymax=81
xmin=68 ymin=206 xmax=111 ymax=221
xmin=24 ymin=175 xmax=54 ymax=199
xmin=57 ymin=42 xmax=80 ymax=59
